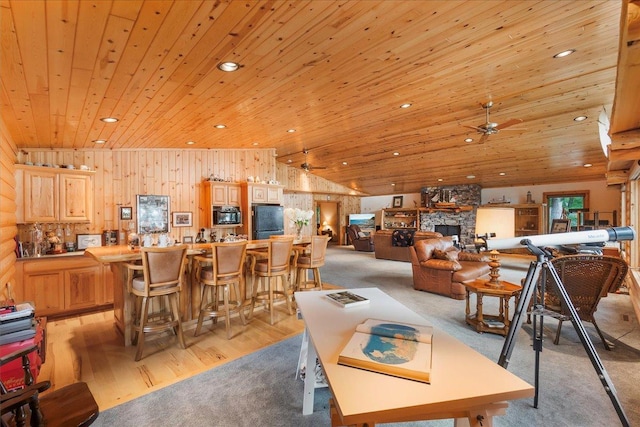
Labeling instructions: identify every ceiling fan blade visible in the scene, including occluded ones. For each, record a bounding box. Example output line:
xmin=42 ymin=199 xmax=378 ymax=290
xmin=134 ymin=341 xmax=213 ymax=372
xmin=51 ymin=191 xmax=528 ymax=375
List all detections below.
xmin=311 ymin=166 xmax=327 ymax=170
xmin=496 ymin=118 xmax=523 ymax=130
xmin=478 ymin=133 xmax=489 ymax=144
xmin=464 ymin=125 xmax=484 ymax=132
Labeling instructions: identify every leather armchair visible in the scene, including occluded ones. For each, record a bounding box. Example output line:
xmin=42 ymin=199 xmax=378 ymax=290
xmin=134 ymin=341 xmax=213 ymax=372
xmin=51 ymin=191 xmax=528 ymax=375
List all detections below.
xmin=410 ymin=236 xmax=490 ymax=299
xmin=346 ymin=224 xmax=374 ymax=252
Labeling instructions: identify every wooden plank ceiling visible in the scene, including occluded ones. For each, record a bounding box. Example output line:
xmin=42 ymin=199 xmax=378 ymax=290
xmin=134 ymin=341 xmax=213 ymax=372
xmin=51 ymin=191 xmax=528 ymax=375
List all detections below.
xmin=1 ymin=0 xmax=638 ymax=195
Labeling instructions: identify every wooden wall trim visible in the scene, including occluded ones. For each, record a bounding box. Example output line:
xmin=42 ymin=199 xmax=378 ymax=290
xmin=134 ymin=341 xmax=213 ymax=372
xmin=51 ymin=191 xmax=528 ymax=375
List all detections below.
xmin=1 ymin=118 xmax=18 ymax=298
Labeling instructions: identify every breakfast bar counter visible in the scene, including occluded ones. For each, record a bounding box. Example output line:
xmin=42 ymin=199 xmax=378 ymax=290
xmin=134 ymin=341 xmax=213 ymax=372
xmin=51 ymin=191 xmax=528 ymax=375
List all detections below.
xmin=85 ymin=239 xmax=309 ymax=346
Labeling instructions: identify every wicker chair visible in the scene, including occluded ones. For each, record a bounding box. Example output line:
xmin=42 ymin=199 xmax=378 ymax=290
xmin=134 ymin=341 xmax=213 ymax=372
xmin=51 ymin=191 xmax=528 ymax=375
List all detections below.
xmin=537 ymin=254 xmax=628 ymax=350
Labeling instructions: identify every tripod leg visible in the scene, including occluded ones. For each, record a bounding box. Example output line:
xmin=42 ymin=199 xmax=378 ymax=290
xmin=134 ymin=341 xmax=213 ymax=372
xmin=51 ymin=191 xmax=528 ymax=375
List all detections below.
xmin=546 ymin=264 xmax=630 ymax=427
xmin=498 ymin=260 xmax=542 ymax=368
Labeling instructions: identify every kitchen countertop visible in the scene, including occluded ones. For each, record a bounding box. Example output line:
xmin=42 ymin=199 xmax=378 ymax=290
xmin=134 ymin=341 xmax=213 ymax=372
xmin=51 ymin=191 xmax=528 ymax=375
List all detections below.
xmin=17 ymin=251 xmax=87 ymax=261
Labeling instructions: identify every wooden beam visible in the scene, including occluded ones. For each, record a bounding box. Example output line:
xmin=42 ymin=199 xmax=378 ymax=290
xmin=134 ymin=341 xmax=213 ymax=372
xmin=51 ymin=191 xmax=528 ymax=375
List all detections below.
xmin=606 ymin=170 xmax=629 ymax=185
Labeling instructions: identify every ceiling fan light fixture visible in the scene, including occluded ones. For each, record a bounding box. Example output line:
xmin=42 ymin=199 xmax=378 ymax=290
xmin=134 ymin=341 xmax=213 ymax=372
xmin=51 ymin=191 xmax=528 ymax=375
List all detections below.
xmin=217 ymin=61 xmax=240 ymax=72
xmin=553 ymin=49 xmax=576 ymax=58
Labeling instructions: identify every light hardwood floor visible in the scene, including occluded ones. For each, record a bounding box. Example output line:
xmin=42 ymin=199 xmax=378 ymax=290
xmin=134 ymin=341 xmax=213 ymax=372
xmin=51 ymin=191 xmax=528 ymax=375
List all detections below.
xmin=37 ymin=289 xmax=337 ymax=411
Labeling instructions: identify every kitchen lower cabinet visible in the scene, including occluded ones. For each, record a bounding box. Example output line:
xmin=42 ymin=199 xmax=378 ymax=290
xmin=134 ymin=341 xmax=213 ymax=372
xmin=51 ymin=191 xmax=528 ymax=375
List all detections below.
xmin=16 ymin=255 xmax=113 ymax=317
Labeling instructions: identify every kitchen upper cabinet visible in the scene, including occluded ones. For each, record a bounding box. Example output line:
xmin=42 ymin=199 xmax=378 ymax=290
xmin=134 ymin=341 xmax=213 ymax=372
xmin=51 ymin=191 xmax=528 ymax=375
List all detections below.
xmin=206 ymin=182 xmax=241 ymax=206
xmin=201 ymin=181 xmax=242 ymax=227
xmin=246 ymin=183 xmax=284 ymax=205
xmin=15 ymin=165 xmax=94 ymax=224
xmin=59 ymin=174 xmax=93 ymax=222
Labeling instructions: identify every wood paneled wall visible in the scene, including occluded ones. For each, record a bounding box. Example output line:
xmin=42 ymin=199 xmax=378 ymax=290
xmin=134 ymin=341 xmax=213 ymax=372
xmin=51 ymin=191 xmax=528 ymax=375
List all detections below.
xmin=0 ymin=119 xmax=18 ymax=298
xmin=15 ymin=149 xmax=361 ymax=243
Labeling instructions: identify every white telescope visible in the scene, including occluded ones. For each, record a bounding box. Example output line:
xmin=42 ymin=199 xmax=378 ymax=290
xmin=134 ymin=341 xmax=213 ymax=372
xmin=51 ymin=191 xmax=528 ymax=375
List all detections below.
xmin=485 ymin=226 xmax=636 ymax=251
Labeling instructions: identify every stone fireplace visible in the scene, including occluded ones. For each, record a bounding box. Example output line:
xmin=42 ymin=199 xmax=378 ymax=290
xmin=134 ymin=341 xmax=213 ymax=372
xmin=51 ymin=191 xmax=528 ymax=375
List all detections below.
xmin=419 ymin=184 xmax=481 ymax=245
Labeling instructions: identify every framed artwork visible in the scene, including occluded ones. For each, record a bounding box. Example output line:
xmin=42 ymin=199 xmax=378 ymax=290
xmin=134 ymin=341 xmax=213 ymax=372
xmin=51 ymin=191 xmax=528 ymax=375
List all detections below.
xmin=182 ymin=236 xmax=194 ymax=244
xmin=119 ymin=206 xmax=132 ymax=220
xmin=77 ymin=234 xmax=102 ymax=250
xmin=136 ymin=195 xmax=170 ymax=234
xmin=393 ymin=196 xmax=403 ymax=208
xmin=550 ymin=218 xmax=571 ymax=234
xmin=172 ymin=211 xmax=193 ymax=227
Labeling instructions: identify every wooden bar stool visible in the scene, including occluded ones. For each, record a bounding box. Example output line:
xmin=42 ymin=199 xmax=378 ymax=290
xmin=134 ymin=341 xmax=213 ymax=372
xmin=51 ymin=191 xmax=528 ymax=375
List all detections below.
xmin=296 ymin=235 xmax=330 ymax=292
xmin=194 ymin=241 xmax=248 ymax=339
xmin=129 ymin=245 xmax=188 ymax=361
xmin=249 ymin=238 xmax=294 ymax=325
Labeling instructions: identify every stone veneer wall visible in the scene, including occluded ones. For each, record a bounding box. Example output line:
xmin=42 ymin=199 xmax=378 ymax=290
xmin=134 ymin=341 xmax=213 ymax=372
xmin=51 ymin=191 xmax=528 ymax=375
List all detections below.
xmin=419 ymin=184 xmax=481 ymax=245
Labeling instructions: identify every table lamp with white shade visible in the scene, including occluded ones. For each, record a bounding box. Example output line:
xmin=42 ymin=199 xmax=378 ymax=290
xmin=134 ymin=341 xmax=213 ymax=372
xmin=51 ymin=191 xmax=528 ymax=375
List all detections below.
xmin=475 ymin=207 xmax=515 ymax=287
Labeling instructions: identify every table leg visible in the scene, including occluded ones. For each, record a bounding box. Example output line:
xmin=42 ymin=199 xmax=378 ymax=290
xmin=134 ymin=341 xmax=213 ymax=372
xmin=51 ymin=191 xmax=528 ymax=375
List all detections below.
xmin=302 ymin=326 xmax=317 ymax=415
xmin=476 ymin=292 xmax=484 ymax=324
xmin=503 ymin=295 xmax=511 ymax=329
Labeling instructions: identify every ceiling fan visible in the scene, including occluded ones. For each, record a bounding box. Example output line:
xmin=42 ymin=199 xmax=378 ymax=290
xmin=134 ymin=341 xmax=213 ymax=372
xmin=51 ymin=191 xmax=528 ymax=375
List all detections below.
xmin=300 ymin=148 xmax=326 ymax=172
xmin=465 ymin=101 xmax=523 ymax=143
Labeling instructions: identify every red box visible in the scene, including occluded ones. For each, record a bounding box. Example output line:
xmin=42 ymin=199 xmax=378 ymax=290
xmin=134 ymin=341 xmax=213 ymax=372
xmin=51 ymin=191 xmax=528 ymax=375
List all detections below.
xmin=0 ymin=319 xmax=45 ymax=391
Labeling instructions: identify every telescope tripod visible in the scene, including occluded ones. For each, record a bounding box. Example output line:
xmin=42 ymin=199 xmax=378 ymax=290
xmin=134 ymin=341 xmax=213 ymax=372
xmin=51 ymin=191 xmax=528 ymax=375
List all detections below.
xmin=497 ymin=243 xmax=630 ymax=427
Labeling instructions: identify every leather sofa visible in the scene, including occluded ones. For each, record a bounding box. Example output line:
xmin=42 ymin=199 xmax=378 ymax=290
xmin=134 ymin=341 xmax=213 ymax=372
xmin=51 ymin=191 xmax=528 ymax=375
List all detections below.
xmin=346 ymin=224 xmax=375 ymax=252
xmin=374 ymin=229 xmax=442 ymax=262
xmin=410 ymin=236 xmax=491 ymax=299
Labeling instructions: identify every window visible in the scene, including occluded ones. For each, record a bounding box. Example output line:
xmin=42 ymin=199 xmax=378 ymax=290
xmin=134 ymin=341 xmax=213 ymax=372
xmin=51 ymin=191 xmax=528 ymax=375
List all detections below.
xmin=543 ymin=191 xmax=589 ymax=231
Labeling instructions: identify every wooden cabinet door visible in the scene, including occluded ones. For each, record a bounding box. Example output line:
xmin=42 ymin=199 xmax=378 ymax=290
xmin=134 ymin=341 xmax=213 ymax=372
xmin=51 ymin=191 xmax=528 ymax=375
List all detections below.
xmin=65 ymin=266 xmax=100 ymax=310
xmin=23 ymin=271 xmax=65 ymax=316
xmin=251 ymin=185 xmax=267 ymax=203
xmin=211 ymin=184 xmax=228 ymax=205
xmin=266 ymin=186 xmax=283 ymax=204
xmin=59 ymin=173 xmax=92 ymax=222
xmin=23 ymin=170 xmax=58 ymax=223
xmin=227 ymin=184 xmax=241 ymax=206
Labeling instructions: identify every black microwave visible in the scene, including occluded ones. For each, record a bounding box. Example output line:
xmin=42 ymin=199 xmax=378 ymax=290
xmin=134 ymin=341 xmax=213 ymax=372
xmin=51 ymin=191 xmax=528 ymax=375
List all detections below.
xmin=212 ymin=206 xmax=242 ymax=225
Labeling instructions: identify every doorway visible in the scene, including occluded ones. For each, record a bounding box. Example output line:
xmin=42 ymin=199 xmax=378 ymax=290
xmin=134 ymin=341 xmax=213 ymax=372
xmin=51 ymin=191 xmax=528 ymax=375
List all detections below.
xmin=317 ymin=201 xmax=340 ymax=244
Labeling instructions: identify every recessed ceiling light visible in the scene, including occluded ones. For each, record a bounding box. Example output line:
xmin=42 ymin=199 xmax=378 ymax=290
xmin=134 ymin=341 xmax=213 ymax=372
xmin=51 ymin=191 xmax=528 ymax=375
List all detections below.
xmin=287 ymin=129 xmax=296 ymax=133
xmin=252 ymin=142 xmax=259 ymax=146
xmin=574 ymin=116 xmax=587 ymax=122
xmin=214 ymin=124 xmax=226 ymax=129
xmin=287 ymin=159 xmax=293 ymax=163
xmin=92 ymin=139 xmax=106 ymax=144
xmin=400 ymin=103 xmax=412 ymax=109
xmin=186 ymin=141 xmax=195 ymax=145
xmin=342 ymin=161 xmax=348 ymax=165
xmin=464 ymin=138 xmax=473 ymax=143
xmin=391 ymin=183 xmax=395 ymax=186
xmin=393 ymin=152 xmax=399 ymax=156
xmin=583 ymin=163 xmax=593 ymax=168
xmin=553 ymin=49 xmax=576 ymax=58
xmin=499 ymin=172 xmax=506 ymax=176
xmin=437 ymin=178 xmax=443 ymax=182
xmin=100 ymin=117 xmax=118 ymax=123
xmin=217 ymin=61 xmax=240 ymax=72
xmin=466 ymin=175 xmax=475 ymax=179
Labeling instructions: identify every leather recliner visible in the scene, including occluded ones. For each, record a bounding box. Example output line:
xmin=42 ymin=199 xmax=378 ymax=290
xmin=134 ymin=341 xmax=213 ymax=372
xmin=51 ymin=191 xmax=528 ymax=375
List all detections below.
xmin=410 ymin=236 xmax=491 ymax=300
xmin=346 ymin=224 xmax=374 ymax=252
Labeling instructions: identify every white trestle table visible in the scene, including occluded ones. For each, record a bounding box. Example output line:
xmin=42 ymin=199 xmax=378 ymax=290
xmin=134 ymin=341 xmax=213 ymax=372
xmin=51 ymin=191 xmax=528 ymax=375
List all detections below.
xmin=294 ymin=287 xmax=534 ymax=427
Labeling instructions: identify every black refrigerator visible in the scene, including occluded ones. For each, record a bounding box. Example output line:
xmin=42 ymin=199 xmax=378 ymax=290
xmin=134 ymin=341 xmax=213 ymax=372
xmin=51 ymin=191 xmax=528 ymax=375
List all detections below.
xmin=252 ymin=205 xmax=285 ymax=240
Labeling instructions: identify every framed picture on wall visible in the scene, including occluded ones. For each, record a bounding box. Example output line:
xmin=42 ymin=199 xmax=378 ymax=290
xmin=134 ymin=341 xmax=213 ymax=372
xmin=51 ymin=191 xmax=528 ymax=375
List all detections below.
xmin=182 ymin=236 xmax=194 ymax=244
xmin=136 ymin=195 xmax=170 ymax=234
xmin=172 ymin=211 xmax=193 ymax=227
xmin=550 ymin=218 xmax=571 ymax=234
xmin=119 ymin=206 xmax=132 ymax=220
xmin=393 ymin=196 xmax=403 ymax=208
